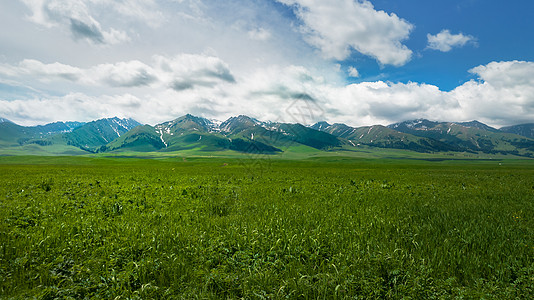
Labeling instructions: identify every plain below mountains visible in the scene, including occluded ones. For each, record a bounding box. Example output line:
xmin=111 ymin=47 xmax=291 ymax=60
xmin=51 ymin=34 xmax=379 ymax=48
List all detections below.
xmin=1 ymin=115 xmax=534 ymax=157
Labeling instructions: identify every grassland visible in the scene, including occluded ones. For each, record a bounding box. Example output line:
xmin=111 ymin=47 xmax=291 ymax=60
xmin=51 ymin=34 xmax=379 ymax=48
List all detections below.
xmin=1 ymin=156 xmax=533 ymax=298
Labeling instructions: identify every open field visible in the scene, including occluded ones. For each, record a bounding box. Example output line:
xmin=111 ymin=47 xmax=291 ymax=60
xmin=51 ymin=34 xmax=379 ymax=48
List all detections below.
xmin=1 ymin=156 xmax=533 ymax=298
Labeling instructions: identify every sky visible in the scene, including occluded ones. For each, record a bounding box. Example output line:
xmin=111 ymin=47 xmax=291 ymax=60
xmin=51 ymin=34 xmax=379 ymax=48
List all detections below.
xmin=1 ymin=0 xmax=533 ymax=127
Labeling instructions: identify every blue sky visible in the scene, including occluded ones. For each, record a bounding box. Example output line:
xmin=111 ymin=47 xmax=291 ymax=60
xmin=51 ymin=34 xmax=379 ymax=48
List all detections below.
xmin=362 ymin=0 xmax=534 ymax=90
xmin=1 ymin=0 xmax=533 ymax=127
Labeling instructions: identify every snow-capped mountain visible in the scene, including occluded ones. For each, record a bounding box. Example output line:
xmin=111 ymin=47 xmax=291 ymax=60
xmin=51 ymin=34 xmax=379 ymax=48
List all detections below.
xmin=2 ymin=115 xmax=534 ymax=157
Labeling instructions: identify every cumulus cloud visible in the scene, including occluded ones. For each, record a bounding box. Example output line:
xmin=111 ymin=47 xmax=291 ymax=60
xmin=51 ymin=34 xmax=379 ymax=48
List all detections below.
xmin=86 ymin=61 xmax=158 ymax=87
xmin=0 ymin=93 xmax=144 ymax=125
xmin=0 ymin=59 xmax=154 ymax=87
xmin=154 ymin=54 xmax=236 ymax=91
xmin=11 ymin=59 xmax=82 ymax=82
xmin=240 ymin=65 xmax=323 ymax=106
xmin=0 ymin=54 xmax=236 ymax=90
xmin=230 ymin=61 xmax=534 ymax=127
xmin=469 ymin=60 xmax=534 ymax=88
xmin=450 ymin=61 xmax=534 ymax=125
xmin=2 ymin=58 xmax=534 ymax=128
xmin=427 ymin=29 xmax=475 ymax=52
xmin=277 ymin=0 xmax=414 ymax=66
xmin=330 ymin=81 xmax=458 ymax=125
xmin=19 ymin=0 xmax=161 ymax=45
xmin=328 ymin=61 xmax=534 ymax=126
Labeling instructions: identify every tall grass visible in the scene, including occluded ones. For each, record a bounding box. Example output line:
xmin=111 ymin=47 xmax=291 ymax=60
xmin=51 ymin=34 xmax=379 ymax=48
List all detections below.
xmin=1 ymin=159 xmax=533 ymax=298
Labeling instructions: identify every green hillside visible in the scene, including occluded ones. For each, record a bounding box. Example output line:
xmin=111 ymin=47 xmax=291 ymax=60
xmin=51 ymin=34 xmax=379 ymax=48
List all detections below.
xmin=104 ymin=125 xmax=166 ymax=152
xmin=389 ymin=119 xmax=534 ymax=156
xmin=107 ymin=116 xmax=283 ymax=154
xmin=314 ymin=123 xmax=455 ymax=152
xmin=64 ymin=117 xmax=140 ymax=152
xmin=2 ymin=115 xmax=534 ymax=158
xmin=501 ymin=123 xmax=534 ymax=139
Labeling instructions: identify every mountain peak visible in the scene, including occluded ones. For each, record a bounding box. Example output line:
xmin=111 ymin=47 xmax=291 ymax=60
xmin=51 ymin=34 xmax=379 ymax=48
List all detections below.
xmin=220 ymin=115 xmax=263 ymax=133
xmin=182 ymin=114 xmax=207 ymax=122
xmin=388 ymin=119 xmax=436 ymax=130
xmin=457 ymin=120 xmax=498 ymax=132
xmin=310 ymin=121 xmax=331 ymax=131
xmin=236 ymin=115 xmax=262 ymax=123
xmin=155 ymin=114 xmax=218 ymax=134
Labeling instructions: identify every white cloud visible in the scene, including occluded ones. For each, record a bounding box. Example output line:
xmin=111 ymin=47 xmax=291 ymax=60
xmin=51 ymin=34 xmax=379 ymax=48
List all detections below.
xmin=19 ymin=0 xmax=162 ymax=45
xmin=0 ymin=54 xmax=235 ymax=90
xmin=0 ymin=59 xmax=154 ymax=87
xmin=450 ymin=61 xmax=534 ymax=125
xmin=20 ymin=0 xmax=129 ymax=45
xmin=332 ymin=81 xmax=458 ymax=125
xmin=153 ymin=54 xmax=236 ymax=91
xmin=277 ymin=0 xmax=414 ymax=66
xmin=469 ymin=60 xmax=534 ymax=88
xmin=0 ymin=64 xmax=327 ymax=125
xmin=328 ymin=61 xmax=534 ymax=127
xmin=19 ymin=0 xmax=52 ymax=27
xmin=247 ymin=27 xmax=272 ymax=41
xmin=86 ymin=61 xmax=158 ymax=87
xmin=1 ymin=7 xmax=533 ymax=132
xmin=102 ymin=0 xmax=164 ymax=27
xmin=225 ymin=61 xmax=534 ymax=128
xmin=7 ymin=59 xmax=82 ymax=82
xmin=0 ymin=93 xmax=144 ymax=125
xmin=1 ymin=1 xmax=533 ymax=129
xmin=427 ymin=29 xmax=475 ymax=52
xmin=348 ymin=66 xmax=359 ymax=78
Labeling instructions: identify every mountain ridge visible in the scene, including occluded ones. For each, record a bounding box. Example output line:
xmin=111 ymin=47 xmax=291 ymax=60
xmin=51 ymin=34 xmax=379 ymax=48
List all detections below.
xmin=388 ymin=119 xmax=534 ymax=155
xmin=500 ymin=123 xmax=534 ymax=139
xmin=1 ymin=116 xmax=534 ymax=157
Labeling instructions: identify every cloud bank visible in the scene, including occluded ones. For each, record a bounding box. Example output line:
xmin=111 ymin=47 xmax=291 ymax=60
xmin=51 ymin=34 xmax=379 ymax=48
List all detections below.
xmin=278 ymin=0 xmax=414 ymax=66
xmin=2 ymin=56 xmax=534 ymax=128
xmin=0 ymin=54 xmax=235 ymax=90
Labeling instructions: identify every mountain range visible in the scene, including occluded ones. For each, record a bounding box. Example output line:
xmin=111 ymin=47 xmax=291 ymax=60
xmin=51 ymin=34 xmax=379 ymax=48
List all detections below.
xmin=1 ymin=115 xmax=534 ymax=157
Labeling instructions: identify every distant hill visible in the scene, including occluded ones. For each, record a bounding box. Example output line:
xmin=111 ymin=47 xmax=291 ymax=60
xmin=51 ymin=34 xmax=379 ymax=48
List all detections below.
xmin=63 ymin=117 xmax=140 ymax=152
xmin=2 ymin=115 xmax=534 ymax=157
xmin=388 ymin=119 xmax=534 ymax=156
xmin=457 ymin=120 xmax=499 ymax=132
xmin=107 ymin=115 xmax=282 ymax=154
xmin=0 ymin=122 xmax=33 ymax=147
xmin=219 ymin=115 xmax=292 ymax=150
xmin=0 ymin=120 xmax=84 ymax=147
xmin=269 ymin=123 xmax=342 ymax=150
xmin=105 ymin=125 xmax=166 ymax=152
xmin=312 ymin=122 xmax=455 ymax=152
xmin=500 ymin=123 xmax=534 ymax=139
xmin=34 ymin=121 xmax=85 ymax=135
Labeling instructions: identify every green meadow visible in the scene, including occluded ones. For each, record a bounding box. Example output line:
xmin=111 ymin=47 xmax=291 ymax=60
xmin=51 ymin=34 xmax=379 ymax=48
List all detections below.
xmin=1 ymin=156 xmax=533 ymax=298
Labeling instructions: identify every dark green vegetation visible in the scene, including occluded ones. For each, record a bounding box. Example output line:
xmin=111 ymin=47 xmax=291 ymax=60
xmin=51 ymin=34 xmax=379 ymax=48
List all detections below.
xmin=501 ymin=123 xmax=534 ymax=139
xmin=388 ymin=119 xmax=534 ymax=156
xmin=0 ymin=117 xmax=139 ymax=155
xmin=2 ymin=115 xmax=534 ymax=157
xmin=1 ymin=156 xmax=533 ymax=298
xmin=63 ymin=118 xmax=140 ymax=152
xmin=312 ymin=122 xmax=456 ymax=153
